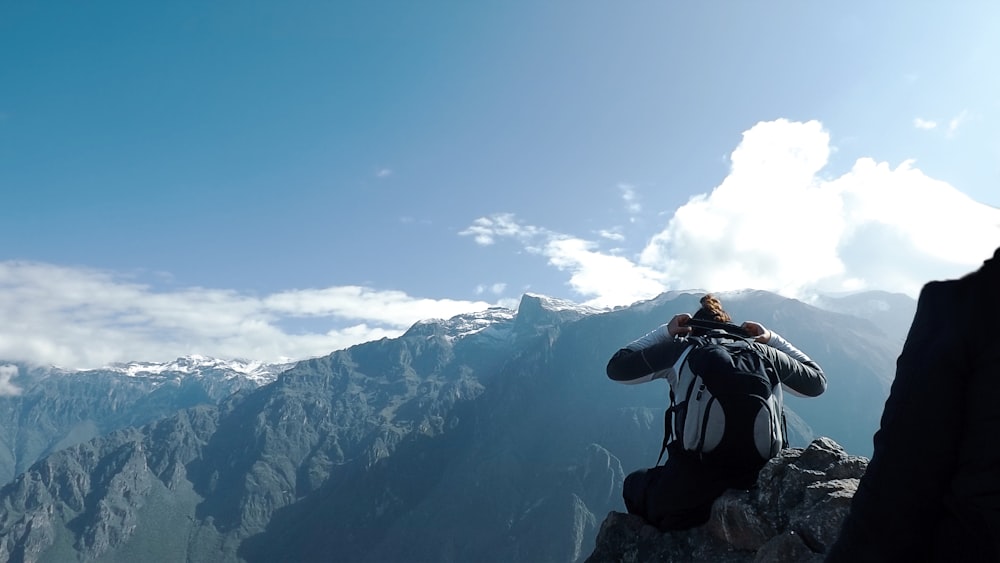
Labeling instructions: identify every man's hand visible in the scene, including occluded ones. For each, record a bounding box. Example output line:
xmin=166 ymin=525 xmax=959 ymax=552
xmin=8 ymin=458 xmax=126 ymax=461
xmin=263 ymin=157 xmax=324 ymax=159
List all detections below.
xmin=741 ymin=321 xmax=771 ymax=344
xmin=667 ymin=313 xmax=693 ymax=337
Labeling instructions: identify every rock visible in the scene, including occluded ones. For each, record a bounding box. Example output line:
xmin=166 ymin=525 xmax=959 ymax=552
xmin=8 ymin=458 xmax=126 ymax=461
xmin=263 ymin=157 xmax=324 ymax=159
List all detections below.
xmin=585 ymin=437 xmax=867 ymax=562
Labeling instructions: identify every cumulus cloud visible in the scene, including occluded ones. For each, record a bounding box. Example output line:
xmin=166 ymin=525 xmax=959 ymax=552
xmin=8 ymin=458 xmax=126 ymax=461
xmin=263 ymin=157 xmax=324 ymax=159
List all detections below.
xmin=543 ymin=237 xmax=668 ymax=308
xmin=0 ymin=262 xmax=492 ymax=369
xmin=913 ymin=117 xmax=937 ymax=130
xmin=642 ymin=119 xmax=999 ymax=298
xmin=463 ymin=119 xmax=1000 ymax=307
xmin=0 ymin=365 xmax=22 ymax=396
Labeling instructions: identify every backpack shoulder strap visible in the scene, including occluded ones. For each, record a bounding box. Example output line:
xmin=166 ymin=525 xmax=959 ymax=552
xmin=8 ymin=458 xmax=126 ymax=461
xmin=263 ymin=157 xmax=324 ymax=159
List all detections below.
xmin=657 ymin=341 xmax=697 ymax=465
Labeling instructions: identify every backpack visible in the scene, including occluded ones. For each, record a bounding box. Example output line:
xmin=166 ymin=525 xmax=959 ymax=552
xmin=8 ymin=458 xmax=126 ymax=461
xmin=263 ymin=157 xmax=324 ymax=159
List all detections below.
xmin=657 ymin=329 xmax=786 ymax=470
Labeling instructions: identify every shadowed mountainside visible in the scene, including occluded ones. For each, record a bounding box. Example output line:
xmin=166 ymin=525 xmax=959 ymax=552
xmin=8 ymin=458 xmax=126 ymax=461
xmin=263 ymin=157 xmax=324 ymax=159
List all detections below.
xmin=0 ymin=291 xmax=904 ymax=562
xmin=0 ymin=359 xmax=286 ymax=485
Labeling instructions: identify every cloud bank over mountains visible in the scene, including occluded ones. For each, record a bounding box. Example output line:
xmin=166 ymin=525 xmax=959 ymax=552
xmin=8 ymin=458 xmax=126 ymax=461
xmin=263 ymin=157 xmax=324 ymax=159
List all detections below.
xmin=0 ymin=262 xmax=490 ymax=369
xmin=3 ymin=119 xmax=997 ymax=369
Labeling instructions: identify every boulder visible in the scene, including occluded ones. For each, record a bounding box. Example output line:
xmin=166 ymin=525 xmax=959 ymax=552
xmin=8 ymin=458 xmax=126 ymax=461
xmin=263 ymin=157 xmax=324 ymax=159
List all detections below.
xmin=585 ymin=437 xmax=866 ymax=562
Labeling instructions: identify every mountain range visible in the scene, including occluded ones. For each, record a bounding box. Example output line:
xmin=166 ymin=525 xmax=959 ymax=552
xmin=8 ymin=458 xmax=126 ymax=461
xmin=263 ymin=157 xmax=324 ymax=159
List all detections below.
xmin=0 ymin=356 xmax=291 ymax=485
xmin=0 ymin=290 xmax=915 ymax=562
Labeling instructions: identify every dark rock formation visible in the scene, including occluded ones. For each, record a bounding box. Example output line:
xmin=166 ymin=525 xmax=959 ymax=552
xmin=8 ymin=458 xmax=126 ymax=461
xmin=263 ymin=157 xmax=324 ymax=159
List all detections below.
xmin=585 ymin=437 xmax=866 ymax=563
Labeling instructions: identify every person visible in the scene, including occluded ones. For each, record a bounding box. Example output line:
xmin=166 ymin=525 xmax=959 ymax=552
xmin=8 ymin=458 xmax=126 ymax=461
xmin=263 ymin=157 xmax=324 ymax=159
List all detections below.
xmin=606 ymin=294 xmax=827 ymax=531
xmin=826 ymin=247 xmax=1000 ymax=562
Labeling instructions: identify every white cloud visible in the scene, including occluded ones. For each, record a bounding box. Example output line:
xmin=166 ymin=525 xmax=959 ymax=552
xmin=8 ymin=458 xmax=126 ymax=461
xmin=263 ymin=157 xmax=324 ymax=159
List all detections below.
xmin=460 ymin=214 xmax=667 ymax=308
xmin=912 ymin=111 xmax=970 ymax=137
xmin=0 ymin=262 xmax=492 ymax=369
xmin=947 ymin=110 xmax=970 ymax=138
xmin=474 ymin=283 xmax=507 ymax=296
xmin=619 ymin=183 xmax=641 ymax=214
xmin=641 ymin=119 xmax=999 ymax=299
xmin=458 ymin=213 xmax=541 ymax=245
xmin=640 ymin=119 xmax=845 ymax=297
xmin=542 ymin=237 xmax=667 ymax=308
xmin=597 ymin=228 xmax=625 ymax=242
xmin=0 ymin=365 xmax=22 ymax=396
xmin=463 ymin=119 xmax=1000 ymax=308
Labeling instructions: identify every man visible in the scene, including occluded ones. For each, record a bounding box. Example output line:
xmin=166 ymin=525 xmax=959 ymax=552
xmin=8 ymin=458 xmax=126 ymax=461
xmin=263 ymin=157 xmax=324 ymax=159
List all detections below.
xmin=827 ymin=247 xmax=1000 ymax=561
xmin=607 ymin=294 xmax=826 ymax=531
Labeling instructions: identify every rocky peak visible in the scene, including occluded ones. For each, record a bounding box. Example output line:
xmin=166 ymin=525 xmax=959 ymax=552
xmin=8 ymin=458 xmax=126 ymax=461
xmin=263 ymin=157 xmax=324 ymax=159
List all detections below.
xmin=512 ymin=293 xmax=602 ymax=335
xmin=104 ymin=355 xmax=292 ymax=383
xmin=402 ymin=307 xmax=516 ymax=341
xmin=585 ymin=437 xmax=865 ymax=562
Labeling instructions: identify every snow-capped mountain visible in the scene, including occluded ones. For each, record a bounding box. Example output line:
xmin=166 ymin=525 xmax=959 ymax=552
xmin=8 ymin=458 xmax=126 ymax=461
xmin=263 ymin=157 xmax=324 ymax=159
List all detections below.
xmin=104 ymin=354 xmax=294 ymax=384
xmin=403 ymin=293 xmax=605 ymax=342
xmin=0 ymin=356 xmax=295 ymax=485
xmin=404 ymin=307 xmax=517 ymax=340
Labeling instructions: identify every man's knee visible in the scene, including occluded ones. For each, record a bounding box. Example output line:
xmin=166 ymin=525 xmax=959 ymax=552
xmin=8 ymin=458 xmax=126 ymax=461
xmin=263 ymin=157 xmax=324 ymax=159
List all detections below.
xmin=623 ymin=468 xmax=650 ymax=516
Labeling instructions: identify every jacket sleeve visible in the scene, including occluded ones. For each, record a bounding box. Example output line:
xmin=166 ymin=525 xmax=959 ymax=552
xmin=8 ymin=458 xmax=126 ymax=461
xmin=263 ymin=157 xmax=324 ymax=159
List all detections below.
xmin=606 ymin=323 xmax=690 ymax=385
xmin=752 ymin=332 xmax=827 ymax=397
xmin=826 ymin=281 xmax=967 ymax=562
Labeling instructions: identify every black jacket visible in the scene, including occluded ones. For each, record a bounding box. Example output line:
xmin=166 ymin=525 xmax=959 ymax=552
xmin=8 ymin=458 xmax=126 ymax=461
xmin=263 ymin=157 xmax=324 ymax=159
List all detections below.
xmin=827 ymin=248 xmax=1000 ymax=562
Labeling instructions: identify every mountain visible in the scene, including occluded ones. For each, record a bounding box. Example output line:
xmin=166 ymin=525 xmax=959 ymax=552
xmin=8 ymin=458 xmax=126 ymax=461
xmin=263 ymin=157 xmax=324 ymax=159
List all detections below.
xmin=0 ymin=356 xmax=291 ymax=485
xmin=0 ymin=291 xmax=902 ymax=562
xmin=814 ymin=290 xmax=917 ymax=347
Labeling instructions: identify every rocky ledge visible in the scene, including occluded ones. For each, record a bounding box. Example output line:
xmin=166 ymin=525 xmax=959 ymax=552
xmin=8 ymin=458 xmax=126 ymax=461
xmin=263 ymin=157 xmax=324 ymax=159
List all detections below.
xmin=585 ymin=437 xmax=867 ymax=562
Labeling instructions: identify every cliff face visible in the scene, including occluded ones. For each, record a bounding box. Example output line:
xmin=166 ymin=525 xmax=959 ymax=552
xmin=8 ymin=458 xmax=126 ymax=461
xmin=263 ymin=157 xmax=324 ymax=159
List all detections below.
xmin=0 ymin=359 xmax=285 ymax=485
xmin=585 ymin=437 xmax=866 ymax=562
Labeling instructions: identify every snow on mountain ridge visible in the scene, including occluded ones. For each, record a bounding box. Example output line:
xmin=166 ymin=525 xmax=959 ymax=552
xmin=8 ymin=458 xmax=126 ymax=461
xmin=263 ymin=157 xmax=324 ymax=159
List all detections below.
xmin=521 ymin=292 xmax=606 ymax=315
xmin=407 ymin=307 xmax=517 ymax=340
xmin=406 ymin=293 xmax=604 ymax=342
xmin=103 ymin=355 xmax=293 ymax=383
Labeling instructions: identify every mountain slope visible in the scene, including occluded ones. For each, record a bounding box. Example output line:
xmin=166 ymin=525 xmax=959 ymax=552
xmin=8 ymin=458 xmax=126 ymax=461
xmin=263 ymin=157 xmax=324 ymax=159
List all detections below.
xmin=0 ymin=357 xmax=289 ymax=485
xmin=0 ymin=291 xmax=901 ymax=562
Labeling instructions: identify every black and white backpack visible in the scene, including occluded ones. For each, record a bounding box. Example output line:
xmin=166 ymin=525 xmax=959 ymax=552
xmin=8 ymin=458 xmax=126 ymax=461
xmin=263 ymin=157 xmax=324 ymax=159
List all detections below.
xmin=658 ymin=322 xmax=786 ymax=469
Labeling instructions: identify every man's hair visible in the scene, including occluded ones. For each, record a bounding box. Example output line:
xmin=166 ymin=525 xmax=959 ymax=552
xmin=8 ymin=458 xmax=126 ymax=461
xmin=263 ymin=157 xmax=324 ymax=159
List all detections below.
xmin=691 ymin=294 xmax=731 ymax=336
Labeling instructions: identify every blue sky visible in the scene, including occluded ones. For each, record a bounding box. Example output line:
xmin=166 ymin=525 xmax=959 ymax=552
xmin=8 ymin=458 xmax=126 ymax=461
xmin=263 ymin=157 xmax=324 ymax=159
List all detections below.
xmin=2 ymin=2 xmax=999 ymax=369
